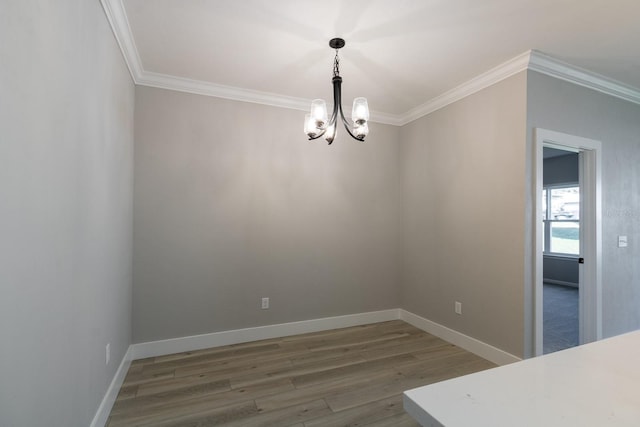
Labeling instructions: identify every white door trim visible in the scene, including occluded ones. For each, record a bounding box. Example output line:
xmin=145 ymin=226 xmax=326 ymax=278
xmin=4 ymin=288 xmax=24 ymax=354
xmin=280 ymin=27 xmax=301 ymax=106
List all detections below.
xmin=533 ymin=128 xmax=602 ymax=356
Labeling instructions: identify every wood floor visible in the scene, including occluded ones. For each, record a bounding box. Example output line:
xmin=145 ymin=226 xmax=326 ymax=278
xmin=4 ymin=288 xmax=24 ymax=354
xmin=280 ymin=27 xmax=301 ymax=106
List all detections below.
xmin=107 ymin=321 xmax=496 ymax=426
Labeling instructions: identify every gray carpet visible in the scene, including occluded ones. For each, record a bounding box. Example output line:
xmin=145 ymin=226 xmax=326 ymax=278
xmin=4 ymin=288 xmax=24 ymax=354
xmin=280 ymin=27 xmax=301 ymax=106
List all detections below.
xmin=543 ymin=283 xmax=579 ymax=354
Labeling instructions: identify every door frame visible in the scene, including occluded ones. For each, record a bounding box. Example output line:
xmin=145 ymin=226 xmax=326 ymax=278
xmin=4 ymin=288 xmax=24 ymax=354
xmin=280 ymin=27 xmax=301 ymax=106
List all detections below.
xmin=533 ymin=128 xmax=602 ymax=356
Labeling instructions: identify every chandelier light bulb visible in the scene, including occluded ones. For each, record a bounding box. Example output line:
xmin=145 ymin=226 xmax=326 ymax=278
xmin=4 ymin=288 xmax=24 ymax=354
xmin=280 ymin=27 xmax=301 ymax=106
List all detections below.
xmin=325 ymin=124 xmax=336 ymax=143
xmin=354 ymin=122 xmax=369 ymax=139
xmin=352 ymin=97 xmax=369 ymax=123
xmin=310 ymin=99 xmax=328 ymax=127
xmin=304 ymin=114 xmax=319 ymax=138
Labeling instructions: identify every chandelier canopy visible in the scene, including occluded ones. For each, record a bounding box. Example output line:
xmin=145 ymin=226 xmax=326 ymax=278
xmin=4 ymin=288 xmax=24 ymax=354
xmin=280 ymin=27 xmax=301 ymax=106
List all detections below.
xmin=304 ymin=38 xmax=370 ymax=145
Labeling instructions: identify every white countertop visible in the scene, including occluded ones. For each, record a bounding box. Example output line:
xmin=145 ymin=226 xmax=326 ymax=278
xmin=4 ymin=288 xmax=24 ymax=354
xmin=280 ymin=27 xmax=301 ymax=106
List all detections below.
xmin=404 ymin=330 xmax=640 ymax=426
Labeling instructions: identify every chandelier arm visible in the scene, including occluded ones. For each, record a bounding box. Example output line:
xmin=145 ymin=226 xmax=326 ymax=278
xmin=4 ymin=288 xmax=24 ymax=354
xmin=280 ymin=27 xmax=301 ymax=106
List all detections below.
xmin=334 ymin=76 xmax=365 ymax=142
xmin=307 ymin=128 xmax=327 ymax=141
xmin=323 ymin=76 xmax=342 ymax=145
xmin=331 ymin=76 xmax=342 ymax=125
xmin=307 ymin=104 xmax=339 ymax=142
xmin=339 ymin=104 xmax=364 ymax=141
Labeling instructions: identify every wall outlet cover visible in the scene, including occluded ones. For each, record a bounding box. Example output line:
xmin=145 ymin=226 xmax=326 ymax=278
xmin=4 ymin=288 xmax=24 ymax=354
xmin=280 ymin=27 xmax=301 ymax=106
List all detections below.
xmin=455 ymin=301 xmax=462 ymax=315
xmin=618 ymin=235 xmax=628 ymax=248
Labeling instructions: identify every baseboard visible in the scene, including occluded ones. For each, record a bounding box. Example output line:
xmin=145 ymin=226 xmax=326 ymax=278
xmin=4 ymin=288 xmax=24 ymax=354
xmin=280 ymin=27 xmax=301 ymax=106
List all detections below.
xmin=90 ymin=346 xmax=133 ymax=427
xmin=543 ymin=278 xmax=579 ymax=288
xmin=92 ymin=308 xmax=521 ymax=425
xmin=399 ymin=309 xmax=521 ymax=366
xmin=130 ymin=309 xmax=401 ymax=359
xmin=129 ymin=308 xmax=521 ymax=364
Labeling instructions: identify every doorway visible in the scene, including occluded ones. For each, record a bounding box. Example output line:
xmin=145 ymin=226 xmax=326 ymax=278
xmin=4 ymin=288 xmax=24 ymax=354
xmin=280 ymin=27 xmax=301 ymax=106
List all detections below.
xmin=542 ymin=148 xmax=580 ymax=353
xmin=533 ymin=129 xmax=602 ymax=357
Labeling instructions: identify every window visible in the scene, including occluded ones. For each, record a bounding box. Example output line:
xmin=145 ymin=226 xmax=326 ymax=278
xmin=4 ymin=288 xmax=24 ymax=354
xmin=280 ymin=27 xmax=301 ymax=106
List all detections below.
xmin=542 ymin=186 xmax=579 ymax=255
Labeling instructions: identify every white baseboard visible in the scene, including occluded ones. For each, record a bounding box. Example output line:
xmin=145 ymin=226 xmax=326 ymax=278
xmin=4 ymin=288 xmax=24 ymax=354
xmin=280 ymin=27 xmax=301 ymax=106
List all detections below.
xmin=130 ymin=309 xmax=401 ymax=359
xmin=543 ymin=278 xmax=579 ymax=288
xmin=92 ymin=308 xmax=521 ymax=425
xmin=90 ymin=346 xmax=133 ymax=427
xmin=399 ymin=309 xmax=521 ymax=366
xmin=91 ymin=309 xmax=398 ymax=426
xmin=129 ymin=308 xmax=521 ymax=364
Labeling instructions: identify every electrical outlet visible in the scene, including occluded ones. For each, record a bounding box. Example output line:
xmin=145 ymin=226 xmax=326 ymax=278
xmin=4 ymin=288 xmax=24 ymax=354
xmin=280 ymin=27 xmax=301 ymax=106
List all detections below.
xmin=261 ymin=297 xmax=269 ymax=309
xmin=106 ymin=343 xmax=111 ymax=365
xmin=455 ymin=301 xmax=462 ymax=315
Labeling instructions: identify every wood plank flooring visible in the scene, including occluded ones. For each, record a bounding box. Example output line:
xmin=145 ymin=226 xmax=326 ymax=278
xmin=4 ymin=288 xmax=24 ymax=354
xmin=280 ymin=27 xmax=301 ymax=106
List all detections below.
xmin=107 ymin=321 xmax=496 ymax=426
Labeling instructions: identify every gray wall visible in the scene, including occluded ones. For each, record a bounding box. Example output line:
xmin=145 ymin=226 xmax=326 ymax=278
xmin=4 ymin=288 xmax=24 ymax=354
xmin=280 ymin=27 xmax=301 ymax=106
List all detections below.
xmin=0 ymin=1 xmax=134 ymax=426
xmin=133 ymin=87 xmax=402 ymax=343
xmin=400 ymin=72 xmax=528 ymax=357
xmin=543 ymin=256 xmax=579 ymax=286
xmin=4 ymin=9 xmax=638 ymax=423
xmin=527 ymin=70 xmax=640 ymax=338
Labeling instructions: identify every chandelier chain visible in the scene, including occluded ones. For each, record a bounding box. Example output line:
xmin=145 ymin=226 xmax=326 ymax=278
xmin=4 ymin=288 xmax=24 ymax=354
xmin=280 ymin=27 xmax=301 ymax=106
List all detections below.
xmin=332 ymin=49 xmax=340 ymax=78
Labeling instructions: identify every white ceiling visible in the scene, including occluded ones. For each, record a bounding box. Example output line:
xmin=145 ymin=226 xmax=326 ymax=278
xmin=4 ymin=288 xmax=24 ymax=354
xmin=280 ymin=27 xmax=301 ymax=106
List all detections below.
xmin=105 ymin=0 xmax=640 ymax=124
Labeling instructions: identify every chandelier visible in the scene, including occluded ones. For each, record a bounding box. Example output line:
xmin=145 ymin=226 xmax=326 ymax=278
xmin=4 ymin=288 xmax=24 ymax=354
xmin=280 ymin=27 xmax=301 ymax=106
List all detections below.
xmin=304 ymin=38 xmax=370 ymax=144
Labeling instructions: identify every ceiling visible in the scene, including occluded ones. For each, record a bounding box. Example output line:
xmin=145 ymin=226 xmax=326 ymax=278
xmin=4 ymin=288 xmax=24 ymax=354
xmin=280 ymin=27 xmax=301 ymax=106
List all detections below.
xmin=104 ymin=0 xmax=640 ymax=125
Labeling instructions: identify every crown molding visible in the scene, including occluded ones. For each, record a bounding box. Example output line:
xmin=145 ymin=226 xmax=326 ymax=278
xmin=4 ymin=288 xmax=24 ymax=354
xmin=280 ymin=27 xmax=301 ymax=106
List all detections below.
xmin=527 ymin=50 xmax=640 ymax=106
xmin=99 ymin=0 xmax=403 ymax=126
xmin=369 ymin=111 xmax=405 ymax=126
xmin=138 ymin=71 xmax=310 ymax=111
xmin=399 ymin=50 xmax=640 ymax=124
xmin=136 ymin=71 xmax=404 ymax=126
xmin=100 ymin=0 xmax=143 ymax=80
xmin=102 ymin=0 xmax=640 ymax=127
xmin=398 ymin=51 xmax=532 ymax=125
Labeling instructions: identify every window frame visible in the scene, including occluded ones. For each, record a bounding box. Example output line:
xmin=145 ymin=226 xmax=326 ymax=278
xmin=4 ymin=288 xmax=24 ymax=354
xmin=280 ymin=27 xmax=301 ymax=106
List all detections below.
xmin=542 ymin=184 xmax=580 ymax=257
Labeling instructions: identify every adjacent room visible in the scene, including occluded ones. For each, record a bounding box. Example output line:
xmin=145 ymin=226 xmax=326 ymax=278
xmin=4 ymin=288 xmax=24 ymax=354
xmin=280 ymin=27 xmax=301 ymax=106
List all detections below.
xmin=2 ymin=1 xmax=640 ymax=426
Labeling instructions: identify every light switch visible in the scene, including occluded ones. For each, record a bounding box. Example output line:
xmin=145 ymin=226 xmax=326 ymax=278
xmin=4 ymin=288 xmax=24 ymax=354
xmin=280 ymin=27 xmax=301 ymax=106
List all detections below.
xmin=618 ymin=235 xmax=628 ymax=248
